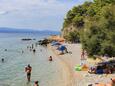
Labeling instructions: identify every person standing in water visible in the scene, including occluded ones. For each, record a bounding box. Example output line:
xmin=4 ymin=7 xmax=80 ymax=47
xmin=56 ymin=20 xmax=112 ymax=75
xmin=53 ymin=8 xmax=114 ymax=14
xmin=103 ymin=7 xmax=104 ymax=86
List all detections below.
xmin=22 ymin=50 xmax=24 ymax=54
xmin=49 ymin=56 xmax=53 ymax=61
xmin=32 ymin=44 xmax=34 ymax=49
xmin=25 ymin=64 xmax=32 ymax=82
xmin=1 ymin=58 xmax=4 ymax=62
xmin=34 ymin=81 xmax=39 ymax=86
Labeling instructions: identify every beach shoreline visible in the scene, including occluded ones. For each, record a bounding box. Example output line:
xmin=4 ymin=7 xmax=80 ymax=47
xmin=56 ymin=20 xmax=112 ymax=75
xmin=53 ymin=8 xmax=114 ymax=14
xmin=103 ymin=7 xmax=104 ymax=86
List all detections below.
xmin=47 ymin=44 xmax=82 ymax=86
xmin=48 ymin=43 xmax=115 ymax=86
xmin=47 ymin=44 xmax=74 ymax=86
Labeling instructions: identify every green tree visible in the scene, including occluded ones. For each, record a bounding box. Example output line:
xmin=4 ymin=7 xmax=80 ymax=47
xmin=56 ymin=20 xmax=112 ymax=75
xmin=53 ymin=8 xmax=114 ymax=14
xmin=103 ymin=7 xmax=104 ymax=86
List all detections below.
xmin=62 ymin=0 xmax=115 ymax=57
xmin=64 ymin=31 xmax=80 ymax=43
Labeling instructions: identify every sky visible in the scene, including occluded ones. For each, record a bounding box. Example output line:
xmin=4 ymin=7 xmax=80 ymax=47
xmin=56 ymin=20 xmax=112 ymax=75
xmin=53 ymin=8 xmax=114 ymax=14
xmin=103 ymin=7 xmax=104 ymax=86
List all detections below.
xmin=0 ymin=0 xmax=92 ymax=31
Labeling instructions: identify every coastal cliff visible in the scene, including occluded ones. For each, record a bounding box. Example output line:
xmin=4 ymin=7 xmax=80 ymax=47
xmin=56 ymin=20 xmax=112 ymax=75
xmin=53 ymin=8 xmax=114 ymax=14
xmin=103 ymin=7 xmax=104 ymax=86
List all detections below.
xmin=61 ymin=1 xmax=91 ymax=43
xmin=61 ymin=0 xmax=115 ymax=57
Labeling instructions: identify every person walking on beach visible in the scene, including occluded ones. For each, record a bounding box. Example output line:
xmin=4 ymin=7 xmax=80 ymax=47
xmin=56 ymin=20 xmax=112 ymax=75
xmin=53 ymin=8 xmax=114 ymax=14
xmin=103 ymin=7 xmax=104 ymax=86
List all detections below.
xmin=81 ymin=49 xmax=87 ymax=60
xmin=25 ymin=64 xmax=32 ymax=82
xmin=34 ymin=81 xmax=39 ymax=86
xmin=81 ymin=49 xmax=85 ymax=60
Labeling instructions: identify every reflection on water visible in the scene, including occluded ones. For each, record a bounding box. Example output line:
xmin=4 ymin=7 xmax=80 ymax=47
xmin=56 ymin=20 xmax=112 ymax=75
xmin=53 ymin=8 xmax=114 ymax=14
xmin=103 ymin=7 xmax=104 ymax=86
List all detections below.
xmin=0 ymin=33 xmax=65 ymax=86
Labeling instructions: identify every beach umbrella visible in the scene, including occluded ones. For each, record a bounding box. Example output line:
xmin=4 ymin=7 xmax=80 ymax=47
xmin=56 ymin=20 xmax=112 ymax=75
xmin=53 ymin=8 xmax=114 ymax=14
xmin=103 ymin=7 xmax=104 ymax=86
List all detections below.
xmin=51 ymin=41 xmax=57 ymax=46
xmin=51 ymin=41 xmax=56 ymax=44
xmin=58 ymin=45 xmax=66 ymax=51
xmin=51 ymin=41 xmax=61 ymax=46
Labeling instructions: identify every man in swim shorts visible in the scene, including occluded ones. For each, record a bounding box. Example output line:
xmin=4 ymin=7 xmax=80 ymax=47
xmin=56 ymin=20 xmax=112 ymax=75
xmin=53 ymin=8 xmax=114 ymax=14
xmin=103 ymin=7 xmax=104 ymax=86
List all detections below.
xmin=25 ymin=64 xmax=32 ymax=82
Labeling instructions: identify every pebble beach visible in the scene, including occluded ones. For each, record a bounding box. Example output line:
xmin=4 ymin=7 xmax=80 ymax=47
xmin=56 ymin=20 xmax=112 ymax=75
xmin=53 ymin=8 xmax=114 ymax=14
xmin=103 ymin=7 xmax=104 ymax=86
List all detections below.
xmin=48 ymin=43 xmax=115 ymax=86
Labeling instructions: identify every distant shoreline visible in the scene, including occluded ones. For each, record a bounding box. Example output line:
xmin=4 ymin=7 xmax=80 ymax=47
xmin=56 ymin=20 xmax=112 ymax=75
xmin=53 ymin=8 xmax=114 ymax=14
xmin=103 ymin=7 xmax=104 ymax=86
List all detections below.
xmin=0 ymin=27 xmax=60 ymax=34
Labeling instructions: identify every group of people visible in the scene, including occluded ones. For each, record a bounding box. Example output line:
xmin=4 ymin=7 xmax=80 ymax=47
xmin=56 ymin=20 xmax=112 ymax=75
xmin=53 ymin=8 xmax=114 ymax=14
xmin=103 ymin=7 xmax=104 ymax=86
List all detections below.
xmin=27 ymin=44 xmax=36 ymax=53
xmin=1 ymin=42 xmax=53 ymax=86
xmin=25 ymin=56 xmax=53 ymax=86
xmin=88 ymin=63 xmax=114 ymax=74
xmin=25 ymin=64 xmax=39 ymax=86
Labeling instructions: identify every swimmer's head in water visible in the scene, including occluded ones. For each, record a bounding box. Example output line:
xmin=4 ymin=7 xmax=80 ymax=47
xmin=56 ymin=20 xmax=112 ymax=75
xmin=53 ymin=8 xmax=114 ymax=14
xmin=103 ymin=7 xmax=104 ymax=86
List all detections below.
xmin=2 ymin=58 xmax=4 ymax=61
xmin=28 ymin=64 xmax=31 ymax=67
xmin=35 ymin=81 xmax=38 ymax=84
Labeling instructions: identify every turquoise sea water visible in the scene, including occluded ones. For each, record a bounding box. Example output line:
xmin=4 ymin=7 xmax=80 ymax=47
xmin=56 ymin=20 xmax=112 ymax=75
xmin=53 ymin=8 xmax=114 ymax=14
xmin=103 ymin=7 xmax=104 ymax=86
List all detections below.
xmin=0 ymin=33 xmax=66 ymax=86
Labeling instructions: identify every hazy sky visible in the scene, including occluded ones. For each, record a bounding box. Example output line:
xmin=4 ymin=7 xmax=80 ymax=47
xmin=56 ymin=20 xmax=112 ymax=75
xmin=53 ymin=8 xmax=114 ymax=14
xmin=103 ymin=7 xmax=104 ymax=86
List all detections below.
xmin=0 ymin=0 xmax=92 ymax=31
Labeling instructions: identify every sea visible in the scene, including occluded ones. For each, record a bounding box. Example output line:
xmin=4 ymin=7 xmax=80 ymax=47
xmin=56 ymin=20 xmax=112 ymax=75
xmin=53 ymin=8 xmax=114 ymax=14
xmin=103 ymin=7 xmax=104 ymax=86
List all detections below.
xmin=0 ymin=32 xmax=67 ymax=86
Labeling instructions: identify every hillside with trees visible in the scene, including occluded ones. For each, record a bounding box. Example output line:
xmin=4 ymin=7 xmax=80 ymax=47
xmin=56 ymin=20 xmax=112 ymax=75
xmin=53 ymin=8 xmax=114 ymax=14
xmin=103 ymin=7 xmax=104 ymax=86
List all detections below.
xmin=62 ymin=0 xmax=115 ymax=57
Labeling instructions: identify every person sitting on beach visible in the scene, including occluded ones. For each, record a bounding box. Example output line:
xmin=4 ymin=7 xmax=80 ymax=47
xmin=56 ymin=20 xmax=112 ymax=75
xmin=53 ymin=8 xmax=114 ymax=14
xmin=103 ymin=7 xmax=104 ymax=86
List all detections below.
xmin=103 ymin=68 xmax=112 ymax=74
xmin=25 ymin=64 xmax=32 ymax=82
xmin=103 ymin=64 xmax=112 ymax=74
xmin=49 ymin=56 xmax=53 ymax=61
xmin=34 ymin=81 xmax=39 ymax=86
xmin=88 ymin=66 xmax=96 ymax=74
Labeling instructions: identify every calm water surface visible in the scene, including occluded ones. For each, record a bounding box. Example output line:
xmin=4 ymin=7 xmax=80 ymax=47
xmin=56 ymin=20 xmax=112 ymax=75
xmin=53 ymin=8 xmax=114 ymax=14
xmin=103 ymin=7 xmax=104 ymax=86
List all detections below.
xmin=0 ymin=33 xmax=65 ymax=86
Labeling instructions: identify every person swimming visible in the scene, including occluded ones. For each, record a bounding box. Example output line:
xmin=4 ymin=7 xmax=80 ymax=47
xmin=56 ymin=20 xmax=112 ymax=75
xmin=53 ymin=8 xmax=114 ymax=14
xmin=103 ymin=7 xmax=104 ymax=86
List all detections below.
xmin=49 ymin=56 xmax=53 ymax=61
xmin=4 ymin=49 xmax=7 ymax=51
xmin=34 ymin=81 xmax=39 ymax=86
xmin=33 ymin=49 xmax=36 ymax=53
xmin=1 ymin=58 xmax=4 ymax=62
xmin=22 ymin=50 xmax=24 ymax=53
xmin=25 ymin=64 xmax=32 ymax=82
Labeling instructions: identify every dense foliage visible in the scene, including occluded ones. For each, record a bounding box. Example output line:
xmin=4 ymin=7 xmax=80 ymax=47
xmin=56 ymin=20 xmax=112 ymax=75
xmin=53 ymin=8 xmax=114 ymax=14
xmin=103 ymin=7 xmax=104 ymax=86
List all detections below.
xmin=62 ymin=0 xmax=115 ymax=57
xmin=64 ymin=31 xmax=80 ymax=43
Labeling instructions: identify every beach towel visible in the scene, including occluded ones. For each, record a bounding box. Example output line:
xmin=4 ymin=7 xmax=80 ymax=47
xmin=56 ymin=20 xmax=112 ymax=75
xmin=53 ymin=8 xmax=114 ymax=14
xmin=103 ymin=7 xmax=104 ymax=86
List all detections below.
xmin=75 ymin=65 xmax=82 ymax=71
